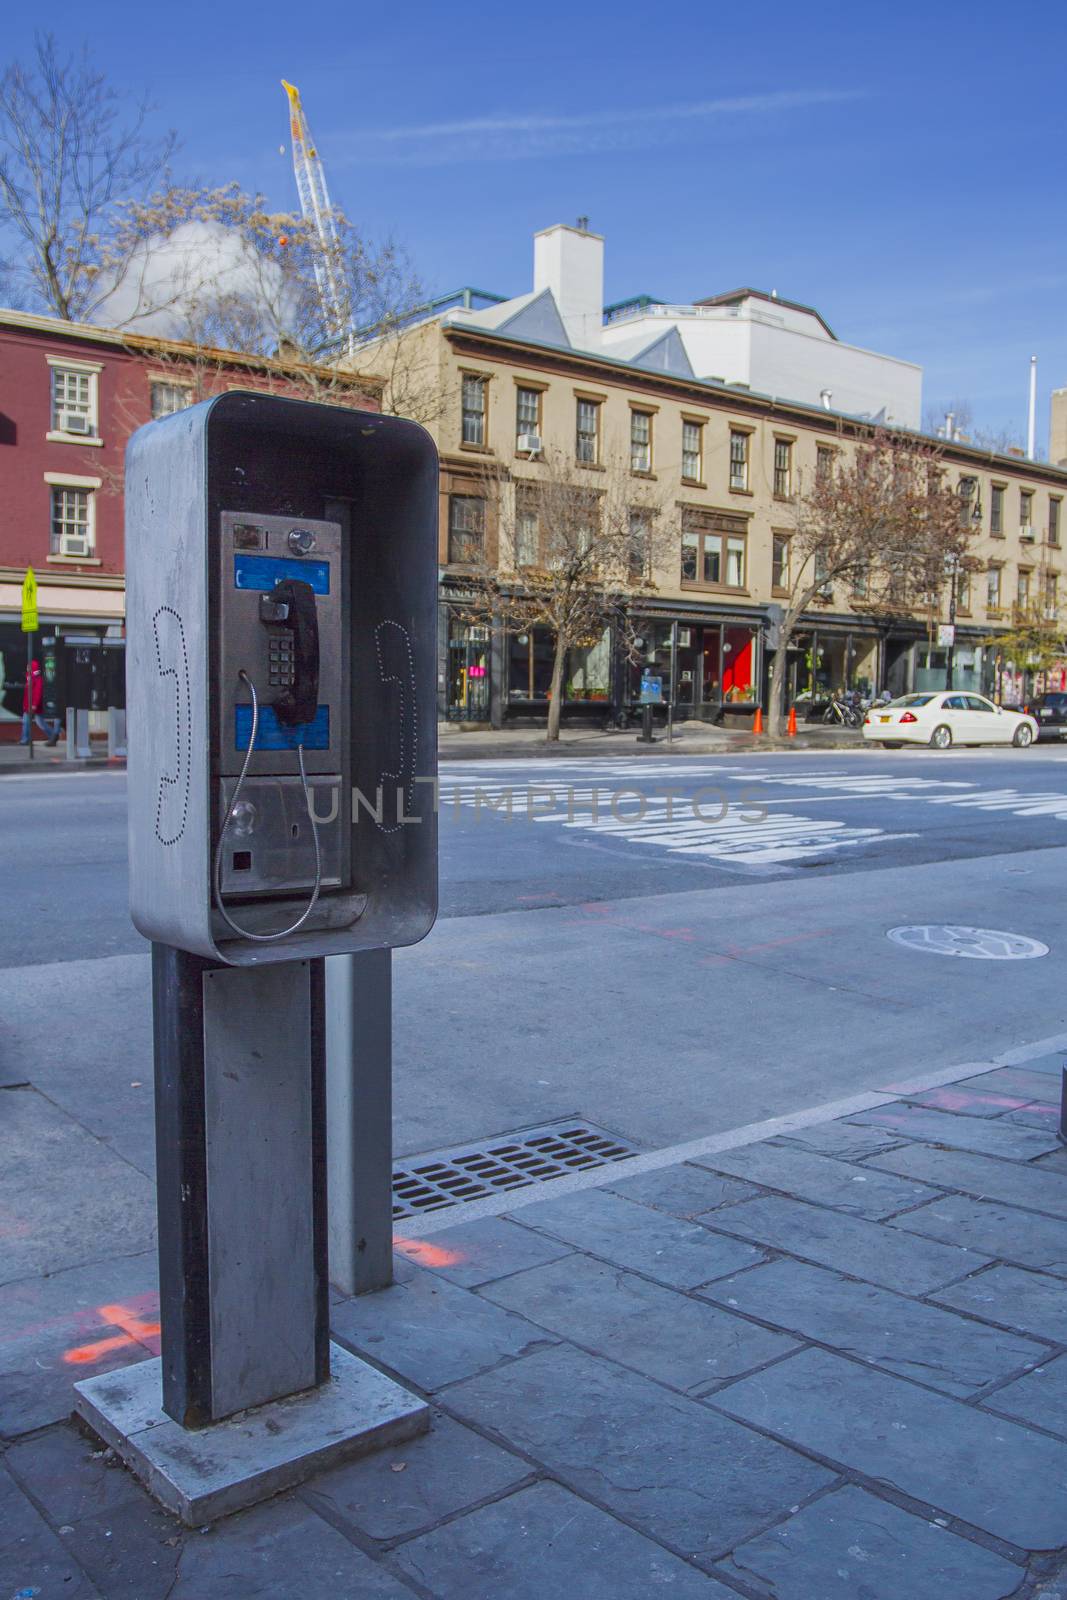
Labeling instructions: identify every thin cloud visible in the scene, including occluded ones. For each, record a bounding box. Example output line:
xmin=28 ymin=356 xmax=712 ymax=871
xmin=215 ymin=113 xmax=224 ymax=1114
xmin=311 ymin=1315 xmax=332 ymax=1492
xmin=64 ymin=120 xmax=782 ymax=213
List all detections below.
xmin=331 ymin=87 xmax=868 ymax=167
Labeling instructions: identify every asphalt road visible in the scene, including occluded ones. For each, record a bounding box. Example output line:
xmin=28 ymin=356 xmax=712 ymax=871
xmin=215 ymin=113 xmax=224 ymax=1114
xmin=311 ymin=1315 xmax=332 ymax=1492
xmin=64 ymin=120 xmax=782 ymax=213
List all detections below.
xmin=3 ymin=747 xmax=1067 ymax=1166
xmin=6 ymin=747 xmax=1067 ymax=965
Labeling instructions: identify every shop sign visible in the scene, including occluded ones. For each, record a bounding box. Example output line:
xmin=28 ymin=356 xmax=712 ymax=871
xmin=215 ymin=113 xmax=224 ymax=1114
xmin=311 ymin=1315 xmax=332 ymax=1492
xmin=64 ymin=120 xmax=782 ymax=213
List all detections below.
xmin=938 ymin=624 xmax=956 ymax=646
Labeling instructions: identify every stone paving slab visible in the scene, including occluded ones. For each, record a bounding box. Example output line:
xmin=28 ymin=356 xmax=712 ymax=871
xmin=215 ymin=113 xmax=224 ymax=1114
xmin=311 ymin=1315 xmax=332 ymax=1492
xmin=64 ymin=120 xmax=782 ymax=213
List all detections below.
xmin=952 ymin=1068 xmax=1061 ymax=1104
xmin=699 ymin=1257 xmax=1047 ymax=1398
xmin=1007 ymin=1100 xmax=1061 ymax=1130
xmin=302 ymin=1409 xmax=531 ymax=1543
xmin=714 ymin=1483 xmax=1024 ymax=1600
xmin=1005 ymin=1051 xmax=1065 ymax=1076
xmin=4 ymin=1423 xmax=147 ymax=1525
xmin=604 ymin=1163 xmax=760 ymax=1216
xmin=393 ymin=1481 xmax=736 ymax=1599
xmin=712 ymin=1345 xmax=1067 ymax=1550
xmin=932 ymin=1264 xmax=1067 ymax=1344
xmin=904 ymin=1085 xmax=1036 ymax=1118
xmin=870 ymin=1144 xmax=1067 ymax=1220
xmin=444 ymin=1342 xmax=836 ymax=1563
xmin=890 ymin=1196 xmax=1067 ymax=1277
xmin=479 ymin=1252 xmax=800 ymax=1394
xmin=506 ymin=1187 xmax=766 ymax=1289
xmin=849 ymin=1102 xmax=1063 ymax=1161
xmin=693 ymin=1143 xmax=939 ymax=1219
xmin=0 ymin=1459 xmax=100 ymax=1599
xmin=331 ymin=1271 xmax=556 ymax=1393
xmin=703 ymin=1195 xmax=990 ymax=1294
xmin=984 ymin=1354 xmax=1067 ymax=1440
xmin=392 ymin=1215 xmax=575 ymax=1288
xmin=771 ymin=1120 xmax=909 ymax=1159
xmin=0 ymin=1253 xmax=159 ymax=1437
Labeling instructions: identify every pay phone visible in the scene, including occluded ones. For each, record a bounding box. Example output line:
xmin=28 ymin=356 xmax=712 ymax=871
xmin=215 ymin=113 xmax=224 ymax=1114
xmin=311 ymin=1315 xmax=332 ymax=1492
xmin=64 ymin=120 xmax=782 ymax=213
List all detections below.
xmin=213 ymin=512 xmax=350 ymax=938
xmin=125 ymin=390 xmax=439 ymax=966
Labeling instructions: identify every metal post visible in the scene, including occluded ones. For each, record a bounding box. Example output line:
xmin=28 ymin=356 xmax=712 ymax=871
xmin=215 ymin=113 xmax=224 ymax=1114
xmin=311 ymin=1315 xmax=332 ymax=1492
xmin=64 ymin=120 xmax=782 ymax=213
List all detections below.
xmin=326 ymin=949 xmax=394 ymax=1296
xmin=25 ymin=632 xmax=34 ymax=763
xmin=667 ymin=620 xmax=678 ymax=743
xmin=151 ymin=944 xmax=329 ymax=1426
xmin=945 ymin=562 xmax=958 ymax=692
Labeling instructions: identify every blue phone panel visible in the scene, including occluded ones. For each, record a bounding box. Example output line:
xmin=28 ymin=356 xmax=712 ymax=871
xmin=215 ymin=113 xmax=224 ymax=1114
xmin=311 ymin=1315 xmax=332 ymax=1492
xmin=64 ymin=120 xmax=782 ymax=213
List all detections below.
xmin=235 ymin=704 xmax=330 ymax=751
xmin=233 ymin=554 xmax=331 ymax=595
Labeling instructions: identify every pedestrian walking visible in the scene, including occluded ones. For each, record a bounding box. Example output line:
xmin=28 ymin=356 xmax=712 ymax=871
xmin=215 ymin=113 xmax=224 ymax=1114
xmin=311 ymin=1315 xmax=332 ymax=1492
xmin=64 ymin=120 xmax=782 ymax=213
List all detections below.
xmin=21 ymin=658 xmax=60 ymax=745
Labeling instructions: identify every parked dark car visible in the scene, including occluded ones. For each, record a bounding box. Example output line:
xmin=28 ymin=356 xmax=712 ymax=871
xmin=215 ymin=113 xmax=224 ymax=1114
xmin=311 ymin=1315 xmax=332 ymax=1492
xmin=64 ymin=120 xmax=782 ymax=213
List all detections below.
xmin=1024 ymin=692 xmax=1067 ymax=740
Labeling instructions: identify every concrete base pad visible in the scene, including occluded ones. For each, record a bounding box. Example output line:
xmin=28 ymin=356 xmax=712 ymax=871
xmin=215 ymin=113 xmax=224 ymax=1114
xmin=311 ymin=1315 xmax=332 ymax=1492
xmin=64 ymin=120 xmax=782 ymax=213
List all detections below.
xmin=72 ymin=1341 xmax=429 ymax=1525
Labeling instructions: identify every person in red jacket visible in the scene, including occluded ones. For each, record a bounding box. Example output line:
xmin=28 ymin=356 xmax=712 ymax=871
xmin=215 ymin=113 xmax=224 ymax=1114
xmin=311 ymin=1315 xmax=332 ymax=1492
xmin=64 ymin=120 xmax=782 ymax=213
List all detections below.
xmin=21 ymin=659 xmax=61 ymax=745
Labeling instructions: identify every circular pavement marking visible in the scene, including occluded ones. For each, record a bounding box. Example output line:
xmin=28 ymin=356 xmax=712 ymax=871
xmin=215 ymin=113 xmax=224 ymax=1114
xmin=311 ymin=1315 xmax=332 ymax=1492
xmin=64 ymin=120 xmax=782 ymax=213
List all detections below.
xmin=886 ymin=925 xmax=1049 ymax=960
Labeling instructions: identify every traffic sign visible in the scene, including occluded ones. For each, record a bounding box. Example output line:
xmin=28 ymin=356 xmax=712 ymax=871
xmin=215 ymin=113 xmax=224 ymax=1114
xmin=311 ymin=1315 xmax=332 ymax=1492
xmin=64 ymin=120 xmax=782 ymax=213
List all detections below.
xmin=21 ymin=568 xmax=38 ymax=632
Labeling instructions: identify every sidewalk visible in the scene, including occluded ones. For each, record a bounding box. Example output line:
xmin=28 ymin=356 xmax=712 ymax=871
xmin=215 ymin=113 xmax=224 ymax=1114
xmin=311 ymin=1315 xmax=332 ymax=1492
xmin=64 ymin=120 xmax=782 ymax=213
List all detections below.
xmin=0 ymin=739 xmax=122 ymax=774
xmin=439 ymin=719 xmax=864 ymax=760
xmin=5 ymin=1045 xmax=1067 ymax=1596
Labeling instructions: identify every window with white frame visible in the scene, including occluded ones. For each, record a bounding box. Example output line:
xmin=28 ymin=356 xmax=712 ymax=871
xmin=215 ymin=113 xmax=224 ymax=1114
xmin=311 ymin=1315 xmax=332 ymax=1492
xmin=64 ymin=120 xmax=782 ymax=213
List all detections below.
xmin=515 ymin=387 xmax=540 ymax=447
xmin=448 ymin=495 xmax=485 ymax=563
xmin=1017 ymin=568 xmax=1031 ymax=608
xmin=628 ymin=508 xmax=650 ymax=579
xmin=725 ymin=535 xmax=746 ymax=588
xmin=958 ymin=571 xmax=972 ymax=611
xmin=729 ymin=429 xmax=749 ymax=491
xmin=773 ymin=438 xmax=793 ymax=498
xmin=987 ymin=566 xmax=1002 ymax=609
xmin=1020 ymin=490 xmax=1034 ymax=536
xmin=576 ymin=398 xmax=600 ymax=464
xmin=515 ymin=506 xmax=539 ymax=566
xmin=681 ymin=420 xmax=703 ymax=482
xmin=50 ymin=366 xmax=97 ymax=436
xmin=630 ymin=409 xmax=652 ymax=473
xmin=772 ymin=532 xmax=790 ymax=590
xmin=461 ymin=375 xmax=487 ymax=447
xmin=50 ymin=485 xmax=94 ymax=557
xmin=151 ymin=381 xmax=194 ymax=419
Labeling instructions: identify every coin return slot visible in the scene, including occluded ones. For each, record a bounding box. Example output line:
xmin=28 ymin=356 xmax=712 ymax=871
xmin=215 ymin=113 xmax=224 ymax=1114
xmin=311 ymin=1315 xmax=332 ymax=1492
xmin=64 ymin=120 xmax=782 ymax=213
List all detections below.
xmin=232 ymin=850 xmax=252 ymax=871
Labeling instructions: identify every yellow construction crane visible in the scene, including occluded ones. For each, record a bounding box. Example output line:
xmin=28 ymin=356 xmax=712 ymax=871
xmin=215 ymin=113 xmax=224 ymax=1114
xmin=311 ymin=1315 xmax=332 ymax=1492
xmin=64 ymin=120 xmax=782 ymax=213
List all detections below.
xmin=281 ymin=80 xmax=352 ymax=350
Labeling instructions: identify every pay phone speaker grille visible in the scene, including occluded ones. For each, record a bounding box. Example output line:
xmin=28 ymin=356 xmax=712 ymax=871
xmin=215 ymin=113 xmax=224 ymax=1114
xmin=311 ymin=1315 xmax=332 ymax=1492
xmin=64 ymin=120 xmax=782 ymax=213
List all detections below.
xmin=392 ymin=1120 xmax=639 ymax=1218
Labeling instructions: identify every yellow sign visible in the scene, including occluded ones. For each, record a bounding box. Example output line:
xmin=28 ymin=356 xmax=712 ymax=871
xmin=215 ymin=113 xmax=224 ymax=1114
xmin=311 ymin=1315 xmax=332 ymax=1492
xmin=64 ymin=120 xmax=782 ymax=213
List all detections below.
xmin=20 ymin=567 xmax=38 ymax=633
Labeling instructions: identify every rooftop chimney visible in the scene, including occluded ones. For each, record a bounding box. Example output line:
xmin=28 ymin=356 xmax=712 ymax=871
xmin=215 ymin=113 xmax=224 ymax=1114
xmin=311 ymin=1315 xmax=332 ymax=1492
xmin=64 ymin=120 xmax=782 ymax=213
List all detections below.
xmin=820 ymin=389 xmax=832 ymax=410
xmin=533 ymin=222 xmax=604 ymax=350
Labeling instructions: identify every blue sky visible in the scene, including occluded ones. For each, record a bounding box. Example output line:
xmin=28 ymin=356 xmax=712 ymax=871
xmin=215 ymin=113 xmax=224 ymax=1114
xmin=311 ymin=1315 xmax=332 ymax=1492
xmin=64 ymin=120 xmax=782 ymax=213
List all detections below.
xmin=7 ymin=0 xmax=1066 ymax=447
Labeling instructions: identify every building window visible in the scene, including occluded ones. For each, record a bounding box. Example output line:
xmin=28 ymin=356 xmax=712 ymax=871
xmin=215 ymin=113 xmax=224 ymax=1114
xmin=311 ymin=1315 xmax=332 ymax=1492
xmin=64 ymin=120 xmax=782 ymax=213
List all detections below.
xmin=630 ymin=409 xmax=652 ymax=473
xmin=816 ymin=445 xmax=834 ymax=484
xmin=515 ymin=506 xmax=539 ymax=567
xmin=576 ymin=399 xmax=600 ymax=465
xmin=461 ymin=375 xmax=486 ymax=447
xmin=50 ymin=367 xmax=97 ymax=437
xmin=150 ymin=381 xmax=193 ymax=419
xmin=682 ymin=420 xmax=703 ymax=482
xmin=1051 ymin=498 xmax=1062 ymax=546
xmin=680 ymin=508 xmax=746 ymax=589
xmin=628 ymin=508 xmax=650 ymax=580
xmin=516 ymin=387 xmax=540 ymax=447
xmin=957 ymin=475 xmax=980 ymax=526
xmin=1045 ymin=572 xmax=1059 ymax=613
xmin=50 ymin=486 xmax=94 ymax=557
xmin=991 ymin=484 xmax=1004 ymax=535
xmin=773 ymin=438 xmax=793 ymax=498
xmin=1017 ymin=569 xmax=1031 ymax=608
xmin=958 ymin=571 xmax=972 ymax=612
xmin=850 ymin=562 xmax=870 ymax=600
xmin=814 ymin=551 xmax=832 ymax=599
xmin=729 ymin=430 xmax=749 ymax=491
xmin=772 ymin=533 xmax=790 ymax=591
xmin=1020 ymin=490 xmax=1034 ymax=536
xmin=448 ymin=495 xmax=485 ymax=563
xmin=987 ymin=566 xmax=1001 ymax=610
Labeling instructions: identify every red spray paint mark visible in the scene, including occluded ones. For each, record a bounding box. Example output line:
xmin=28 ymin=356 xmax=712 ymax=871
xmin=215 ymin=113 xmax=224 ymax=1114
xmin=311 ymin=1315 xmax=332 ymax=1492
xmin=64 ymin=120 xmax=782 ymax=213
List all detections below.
xmin=63 ymin=1293 xmax=161 ymax=1366
xmin=394 ymin=1238 xmax=465 ymax=1269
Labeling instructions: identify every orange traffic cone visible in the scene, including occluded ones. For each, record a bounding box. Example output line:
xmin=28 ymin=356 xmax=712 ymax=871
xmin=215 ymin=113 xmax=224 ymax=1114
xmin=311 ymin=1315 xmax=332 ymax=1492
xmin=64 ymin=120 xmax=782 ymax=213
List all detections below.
xmin=787 ymin=706 xmax=797 ymax=737
xmin=752 ymin=707 xmax=763 ymax=735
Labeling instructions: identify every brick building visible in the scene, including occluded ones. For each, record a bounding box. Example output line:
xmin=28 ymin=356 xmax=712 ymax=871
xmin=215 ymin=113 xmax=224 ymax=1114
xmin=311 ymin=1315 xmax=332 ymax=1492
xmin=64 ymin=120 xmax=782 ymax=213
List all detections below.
xmin=0 ymin=309 xmax=380 ymax=738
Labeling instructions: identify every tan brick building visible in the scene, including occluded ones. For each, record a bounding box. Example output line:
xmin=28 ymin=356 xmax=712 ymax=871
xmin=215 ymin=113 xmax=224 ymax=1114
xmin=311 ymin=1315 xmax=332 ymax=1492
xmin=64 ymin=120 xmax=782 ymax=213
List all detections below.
xmin=352 ymin=227 xmax=1067 ymax=725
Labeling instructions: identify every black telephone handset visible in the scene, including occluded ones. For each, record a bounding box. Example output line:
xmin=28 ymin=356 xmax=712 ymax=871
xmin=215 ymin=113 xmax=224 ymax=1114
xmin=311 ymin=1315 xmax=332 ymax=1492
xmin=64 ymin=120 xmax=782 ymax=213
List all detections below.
xmin=264 ymin=577 xmax=319 ymax=727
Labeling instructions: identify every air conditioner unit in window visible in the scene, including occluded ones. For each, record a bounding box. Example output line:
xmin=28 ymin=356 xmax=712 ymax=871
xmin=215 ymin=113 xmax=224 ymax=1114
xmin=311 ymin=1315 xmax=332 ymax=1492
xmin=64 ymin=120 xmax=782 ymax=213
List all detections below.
xmin=517 ymin=433 xmax=542 ymax=454
xmin=1020 ymin=527 xmax=1035 ymax=540
xmin=60 ymin=535 xmax=89 ymax=557
xmin=60 ymin=412 xmax=92 ymax=435
xmin=468 ymin=626 xmax=490 ymax=642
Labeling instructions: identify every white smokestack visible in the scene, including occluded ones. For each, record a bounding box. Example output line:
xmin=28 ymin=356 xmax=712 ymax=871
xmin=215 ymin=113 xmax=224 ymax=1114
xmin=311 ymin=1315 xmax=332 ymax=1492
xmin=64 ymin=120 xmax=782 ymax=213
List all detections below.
xmin=1028 ymin=355 xmax=1038 ymax=460
xmin=533 ymin=223 xmax=604 ymax=350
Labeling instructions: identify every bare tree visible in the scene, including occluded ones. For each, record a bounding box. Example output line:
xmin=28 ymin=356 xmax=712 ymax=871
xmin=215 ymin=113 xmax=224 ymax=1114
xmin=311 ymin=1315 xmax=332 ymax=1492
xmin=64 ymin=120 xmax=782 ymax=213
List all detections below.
xmin=767 ymin=429 xmax=971 ymax=733
xmin=986 ymin=557 xmax=1066 ymax=685
xmin=923 ymin=397 xmax=1026 ymax=456
xmin=0 ymin=34 xmax=175 ymax=320
xmin=468 ymin=448 xmax=673 ymax=742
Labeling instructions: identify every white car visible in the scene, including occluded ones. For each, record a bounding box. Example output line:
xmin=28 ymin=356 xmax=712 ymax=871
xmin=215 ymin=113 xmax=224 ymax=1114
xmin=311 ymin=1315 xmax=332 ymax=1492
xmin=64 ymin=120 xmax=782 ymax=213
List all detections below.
xmin=863 ymin=692 xmax=1038 ymax=750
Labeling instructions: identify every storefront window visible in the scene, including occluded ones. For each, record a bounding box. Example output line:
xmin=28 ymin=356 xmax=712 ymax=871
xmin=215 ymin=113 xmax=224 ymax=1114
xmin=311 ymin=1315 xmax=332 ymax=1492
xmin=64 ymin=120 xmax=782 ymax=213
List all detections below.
xmin=722 ymin=626 xmax=756 ymax=702
xmin=508 ymin=630 xmax=555 ymax=701
xmin=566 ymin=629 xmax=611 ymax=701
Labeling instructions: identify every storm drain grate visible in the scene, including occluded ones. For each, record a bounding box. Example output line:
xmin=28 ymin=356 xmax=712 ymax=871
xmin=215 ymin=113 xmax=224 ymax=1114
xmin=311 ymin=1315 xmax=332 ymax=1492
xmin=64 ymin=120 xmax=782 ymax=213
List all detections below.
xmin=392 ymin=1120 xmax=639 ymax=1219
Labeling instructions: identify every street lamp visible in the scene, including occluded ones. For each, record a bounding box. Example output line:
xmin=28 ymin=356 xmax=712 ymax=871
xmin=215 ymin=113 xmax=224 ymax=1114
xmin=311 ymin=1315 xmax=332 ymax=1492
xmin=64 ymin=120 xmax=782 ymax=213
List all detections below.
xmin=944 ymin=553 xmax=962 ymax=691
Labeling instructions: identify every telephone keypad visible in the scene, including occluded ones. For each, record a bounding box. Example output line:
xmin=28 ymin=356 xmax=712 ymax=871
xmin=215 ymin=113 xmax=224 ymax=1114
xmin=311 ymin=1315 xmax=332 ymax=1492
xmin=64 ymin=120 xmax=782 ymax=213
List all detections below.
xmin=268 ymin=633 xmax=295 ymax=689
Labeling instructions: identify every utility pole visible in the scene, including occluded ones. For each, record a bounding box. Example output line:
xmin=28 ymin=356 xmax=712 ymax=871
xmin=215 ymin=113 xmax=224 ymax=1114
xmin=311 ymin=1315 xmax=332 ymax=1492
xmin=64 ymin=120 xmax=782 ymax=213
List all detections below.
xmin=945 ymin=557 xmax=959 ymax=692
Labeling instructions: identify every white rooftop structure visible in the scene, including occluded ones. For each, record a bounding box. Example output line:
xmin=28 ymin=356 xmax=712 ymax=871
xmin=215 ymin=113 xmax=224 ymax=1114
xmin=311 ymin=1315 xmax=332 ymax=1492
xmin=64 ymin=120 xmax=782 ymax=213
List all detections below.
xmin=417 ymin=222 xmax=923 ymax=427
